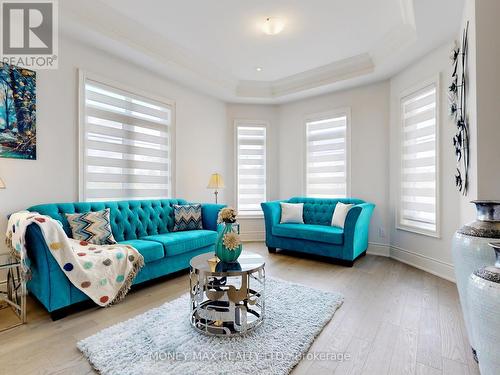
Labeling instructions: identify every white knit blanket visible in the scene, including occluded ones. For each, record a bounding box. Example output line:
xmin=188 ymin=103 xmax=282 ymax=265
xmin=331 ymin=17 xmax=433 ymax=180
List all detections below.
xmin=6 ymin=211 xmax=144 ymax=307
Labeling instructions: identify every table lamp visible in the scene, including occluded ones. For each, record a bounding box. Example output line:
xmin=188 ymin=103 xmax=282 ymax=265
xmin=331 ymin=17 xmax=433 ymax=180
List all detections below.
xmin=207 ymin=173 xmax=224 ymax=203
xmin=0 ymin=177 xmax=5 ymax=189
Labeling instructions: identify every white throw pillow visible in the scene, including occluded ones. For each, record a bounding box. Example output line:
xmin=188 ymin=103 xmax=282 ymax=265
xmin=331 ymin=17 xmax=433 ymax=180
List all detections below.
xmin=280 ymin=202 xmax=304 ymax=224
xmin=331 ymin=202 xmax=354 ymax=228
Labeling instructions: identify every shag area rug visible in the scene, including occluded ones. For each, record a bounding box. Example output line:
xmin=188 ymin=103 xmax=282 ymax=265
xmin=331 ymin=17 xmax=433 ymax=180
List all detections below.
xmin=78 ymin=277 xmax=344 ymax=375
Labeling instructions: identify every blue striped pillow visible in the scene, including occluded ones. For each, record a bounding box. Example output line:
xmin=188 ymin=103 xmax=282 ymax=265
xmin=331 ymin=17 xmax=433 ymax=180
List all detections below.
xmin=172 ymin=204 xmax=203 ymax=232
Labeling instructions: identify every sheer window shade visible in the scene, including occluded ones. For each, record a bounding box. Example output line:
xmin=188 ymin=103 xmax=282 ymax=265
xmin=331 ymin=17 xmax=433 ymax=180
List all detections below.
xmin=306 ymin=115 xmax=348 ymax=198
xmin=81 ymin=78 xmax=172 ymax=201
xmin=236 ymin=124 xmax=266 ymax=215
xmin=399 ymin=83 xmax=437 ymax=233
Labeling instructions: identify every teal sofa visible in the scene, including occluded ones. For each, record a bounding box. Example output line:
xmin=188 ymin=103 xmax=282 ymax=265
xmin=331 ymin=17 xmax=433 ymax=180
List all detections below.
xmin=261 ymin=197 xmax=375 ymax=266
xmin=24 ymin=199 xmax=224 ymax=319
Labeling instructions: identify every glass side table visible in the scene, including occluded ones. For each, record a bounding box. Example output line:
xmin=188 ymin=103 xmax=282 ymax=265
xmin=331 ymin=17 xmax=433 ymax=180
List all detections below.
xmin=0 ymin=254 xmax=26 ymax=331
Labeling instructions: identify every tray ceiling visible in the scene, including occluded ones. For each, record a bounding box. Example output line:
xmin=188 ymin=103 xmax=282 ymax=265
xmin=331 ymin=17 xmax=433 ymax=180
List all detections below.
xmin=60 ymin=0 xmax=464 ymax=103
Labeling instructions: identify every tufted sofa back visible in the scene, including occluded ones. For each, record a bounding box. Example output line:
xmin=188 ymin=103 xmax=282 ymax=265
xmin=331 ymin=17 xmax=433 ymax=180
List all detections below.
xmin=287 ymin=197 xmax=365 ymax=226
xmin=27 ymin=199 xmax=189 ymax=242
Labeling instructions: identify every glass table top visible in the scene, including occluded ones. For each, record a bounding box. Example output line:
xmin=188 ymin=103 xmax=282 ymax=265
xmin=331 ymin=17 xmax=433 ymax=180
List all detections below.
xmin=190 ymin=251 xmax=265 ymax=274
xmin=0 ymin=254 xmax=20 ymax=269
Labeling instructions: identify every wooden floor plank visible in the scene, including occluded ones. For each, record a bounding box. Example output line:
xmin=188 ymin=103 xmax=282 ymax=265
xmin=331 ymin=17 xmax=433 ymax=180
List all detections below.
xmin=417 ymin=307 xmax=443 ymax=370
xmin=388 ymin=326 xmax=418 ymax=375
xmin=334 ymin=337 xmax=371 ymax=375
xmin=416 ymin=363 xmax=442 ymax=375
xmin=438 ymin=304 xmax=467 ymax=364
xmin=442 ymin=358 xmax=469 ymax=375
xmin=0 ymin=243 xmax=470 ymax=375
xmin=359 ymin=321 xmax=399 ymax=375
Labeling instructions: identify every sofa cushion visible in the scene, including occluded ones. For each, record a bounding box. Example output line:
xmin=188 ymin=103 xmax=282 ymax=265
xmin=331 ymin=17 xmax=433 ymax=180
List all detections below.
xmin=27 ymin=199 xmax=190 ymax=242
xmin=272 ymin=223 xmax=344 ymax=245
xmin=331 ymin=202 xmax=354 ymax=228
xmin=280 ymin=202 xmax=304 ymax=224
xmin=119 ymin=239 xmax=165 ymax=263
xmin=288 ymin=197 xmax=365 ymax=225
xmin=172 ymin=204 xmax=203 ymax=231
xmin=142 ymin=230 xmax=217 ymax=257
xmin=65 ymin=208 xmax=117 ymax=245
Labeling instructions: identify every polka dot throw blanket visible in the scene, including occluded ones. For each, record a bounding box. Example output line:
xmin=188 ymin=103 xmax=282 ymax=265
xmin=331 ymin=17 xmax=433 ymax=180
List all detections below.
xmin=6 ymin=211 xmax=144 ymax=307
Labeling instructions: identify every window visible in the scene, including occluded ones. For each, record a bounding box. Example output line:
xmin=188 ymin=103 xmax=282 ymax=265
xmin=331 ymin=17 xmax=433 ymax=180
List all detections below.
xmin=399 ymin=81 xmax=438 ymax=235
xmin=236 ymin=121 xmax=267 ymax=216
xmin=305 ymin=112 xmax=349 ymax=198
xmin=79 ymin=74 xmax=173 ymax=201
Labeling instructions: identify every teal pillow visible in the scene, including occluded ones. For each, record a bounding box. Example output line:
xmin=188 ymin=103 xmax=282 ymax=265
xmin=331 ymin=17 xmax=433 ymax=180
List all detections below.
xmin=172 ymin=204 xmax=202 ymax=232
xmin=65 ymin=208 xmax=117 ymax=245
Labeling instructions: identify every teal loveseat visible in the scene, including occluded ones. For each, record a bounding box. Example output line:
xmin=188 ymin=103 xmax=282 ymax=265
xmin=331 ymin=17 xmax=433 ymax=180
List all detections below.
xmin=261 ymin=197 xmax=375 ymax=266
xmin=24 ymin=199 xmax=224 ymax=319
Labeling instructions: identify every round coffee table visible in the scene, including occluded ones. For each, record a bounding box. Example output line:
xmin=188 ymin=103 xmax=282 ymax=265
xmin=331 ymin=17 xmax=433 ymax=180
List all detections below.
xmin=189 ymin=251 xmax=265 ymax=336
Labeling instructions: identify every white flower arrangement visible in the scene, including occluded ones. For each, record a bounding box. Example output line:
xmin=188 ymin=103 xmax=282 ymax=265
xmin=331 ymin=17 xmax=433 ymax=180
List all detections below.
xmin=222 ymin=232 xmax=241 ymax=251
xmin=218 ymin=207 xmax=237 ymax=223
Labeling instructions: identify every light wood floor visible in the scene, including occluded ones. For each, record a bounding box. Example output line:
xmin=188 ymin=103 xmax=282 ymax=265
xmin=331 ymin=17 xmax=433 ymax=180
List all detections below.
xmin=0 ymin=243 xmax=480 ymax=375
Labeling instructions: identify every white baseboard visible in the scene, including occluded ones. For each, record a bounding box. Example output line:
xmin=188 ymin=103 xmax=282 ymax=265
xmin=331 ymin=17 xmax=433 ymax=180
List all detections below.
xmin=367 ymin=242 xmax=391 ymax=257
xmin=5 ymin=240 xmax=453 ymax=285
xmin=240 ymin=231 xmax=265 ymax=242
xmin=367 ymin=242 xmax=455 ymax=283
xmin=238 ymin=238 xmax=455 ymax=282
xmin=390 ymin=245 xmax=455 ymax=283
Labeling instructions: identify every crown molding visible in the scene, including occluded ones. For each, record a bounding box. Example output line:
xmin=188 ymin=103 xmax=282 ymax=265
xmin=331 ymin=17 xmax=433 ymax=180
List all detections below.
xmin=236 ymin=53 xmax=374 ymax=98
xmin=60 ymin=0 xmax=238 ymax=97
xmin=399 ymin=0 xmax=416 ymax=30
xmin=370 ymin=23 xmax=418 ymax=65
xmin=59 ymin=0 xmax=422 ymax=103
xmin=369 ymin=0 xmax=417 ymax=64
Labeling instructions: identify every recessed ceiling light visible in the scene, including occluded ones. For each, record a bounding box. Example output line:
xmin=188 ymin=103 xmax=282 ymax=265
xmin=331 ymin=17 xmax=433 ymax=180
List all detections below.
xmin=262 ymin=17 xmax=285 ymax=35
xmin=255 ymin=67 xmax=263 ymax=72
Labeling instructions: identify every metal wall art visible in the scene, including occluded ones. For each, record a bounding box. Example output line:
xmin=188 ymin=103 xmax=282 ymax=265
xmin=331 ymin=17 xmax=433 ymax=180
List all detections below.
xmin=450 ymin=21 xmax=469 ymax=195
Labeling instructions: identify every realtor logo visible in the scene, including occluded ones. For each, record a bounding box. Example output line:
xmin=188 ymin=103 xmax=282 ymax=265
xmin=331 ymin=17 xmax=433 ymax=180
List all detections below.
xmin=0 ymin=0 xmax=58 ymax=69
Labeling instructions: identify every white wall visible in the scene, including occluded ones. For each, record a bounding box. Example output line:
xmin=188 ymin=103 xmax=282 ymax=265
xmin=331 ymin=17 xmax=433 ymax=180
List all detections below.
xmin=0 ymin=36 xmax=228 ymax=251
xmin=458 ymin=0 xmax=478 ymax=224
xmin=455 ymin=0 xmax=500 ymax=225
xmin=474 ymin=0 xmax=500 ymax=200
xmin=457 ymin=0 xmax=500 ymax=225
xmin=389 ymin=43 xmax=461 ymax=281
xmin=277 ymin=82 xmax=391 ymax=247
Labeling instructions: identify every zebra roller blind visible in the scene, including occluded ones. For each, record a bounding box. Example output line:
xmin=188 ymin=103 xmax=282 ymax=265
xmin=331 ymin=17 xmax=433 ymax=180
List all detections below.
xmin=399 ymin=83 xmax=438 ymax=234
xmin=236 ymin=123 xmax=266 ymax=215
xmin=306 ymin=114 xmax=348 ymax=198
xmin=81 ymin=77 xmax=172 ymax=201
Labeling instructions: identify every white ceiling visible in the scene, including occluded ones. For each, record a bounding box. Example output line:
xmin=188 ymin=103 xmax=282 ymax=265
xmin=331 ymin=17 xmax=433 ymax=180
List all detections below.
xmin=60 ymin=0 xmax=464 ymax=103
xmin=103 ymin=0 xmax=402 ymax=82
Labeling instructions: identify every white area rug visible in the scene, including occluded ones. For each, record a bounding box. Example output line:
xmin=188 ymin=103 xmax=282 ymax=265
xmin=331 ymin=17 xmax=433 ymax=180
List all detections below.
xmin=78 ymin=277 xmax=344 ymax=375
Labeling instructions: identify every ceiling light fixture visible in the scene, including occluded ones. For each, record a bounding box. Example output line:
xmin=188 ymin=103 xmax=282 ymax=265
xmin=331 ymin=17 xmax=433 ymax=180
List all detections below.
xmin=261 ymin=17 xmax=285 ymax=35
xmin=255 ymin=67 xmax=263 ymax=72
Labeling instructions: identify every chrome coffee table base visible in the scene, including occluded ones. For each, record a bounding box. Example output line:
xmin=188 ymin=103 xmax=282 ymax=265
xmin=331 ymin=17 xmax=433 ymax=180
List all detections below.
xmin=189 ymin=252 xmax=265 ymax=336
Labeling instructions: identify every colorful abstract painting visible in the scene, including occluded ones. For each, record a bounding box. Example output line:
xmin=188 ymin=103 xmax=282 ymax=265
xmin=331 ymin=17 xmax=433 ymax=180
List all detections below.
xmin=0 ymin=63 xmax=36 ymax=160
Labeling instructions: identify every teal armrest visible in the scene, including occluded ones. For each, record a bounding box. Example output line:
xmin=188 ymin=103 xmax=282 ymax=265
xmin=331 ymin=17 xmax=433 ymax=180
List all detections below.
xmin=261 ymin=200 xmax=287 ymax=225
xmin=343 ymin=203 xmax=375 ymax=259
xmin=261 ymin=200 xmax=287 ymax=244
xmin=25 ymin=224 xmax=72 ymax=311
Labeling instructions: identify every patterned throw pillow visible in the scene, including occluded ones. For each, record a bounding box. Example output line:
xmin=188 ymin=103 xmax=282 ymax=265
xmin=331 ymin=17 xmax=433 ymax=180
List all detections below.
xmin=65 ymin=208 xmax=117 ymax=245
xmin=172 ymin=204 xmax=203 ymax=232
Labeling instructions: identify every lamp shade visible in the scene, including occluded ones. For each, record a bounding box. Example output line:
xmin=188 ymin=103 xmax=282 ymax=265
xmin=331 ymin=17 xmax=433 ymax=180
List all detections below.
xmin=207 ymin=173 xmax=225 ymax=189
xmin=0 ymin=177 xmax=5 ymax=189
